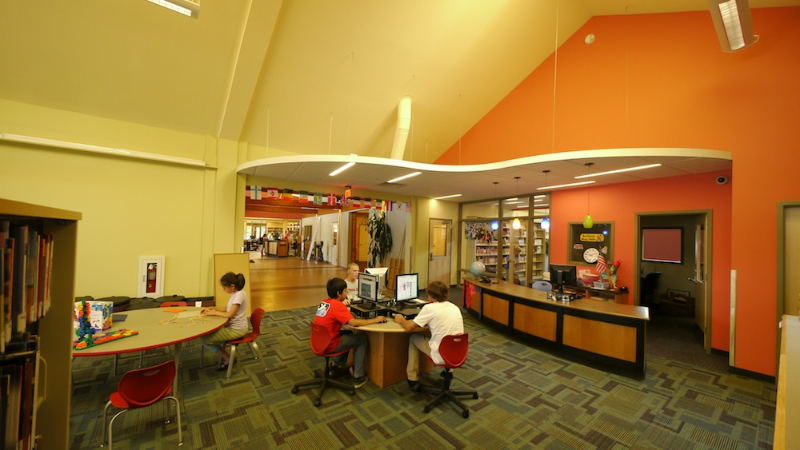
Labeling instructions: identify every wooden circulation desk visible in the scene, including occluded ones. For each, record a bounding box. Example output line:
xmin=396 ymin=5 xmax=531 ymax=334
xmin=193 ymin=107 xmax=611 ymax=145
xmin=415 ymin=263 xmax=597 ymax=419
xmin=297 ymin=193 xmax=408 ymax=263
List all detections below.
xmin=464 ymin=279 xmax=649 ymax=374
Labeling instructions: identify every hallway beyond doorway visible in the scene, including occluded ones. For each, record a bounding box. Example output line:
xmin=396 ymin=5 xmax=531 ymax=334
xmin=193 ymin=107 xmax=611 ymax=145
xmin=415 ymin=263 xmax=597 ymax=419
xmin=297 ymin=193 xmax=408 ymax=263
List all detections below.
xmin=248 ymin=252 xmax=343 ymax=313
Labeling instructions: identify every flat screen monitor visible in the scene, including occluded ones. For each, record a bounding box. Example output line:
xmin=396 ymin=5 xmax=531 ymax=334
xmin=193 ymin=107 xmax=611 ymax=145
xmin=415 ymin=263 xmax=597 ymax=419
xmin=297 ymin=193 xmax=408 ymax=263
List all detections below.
xmin=365 ymin=267 xmax=388 ymax=298
xmin=395 ymin=273 xmax=419 ymax=303
xmin=357 ymin=273 xmax=379 ymax=302
xmin=549 ymin=264 xmax=577 ymax=293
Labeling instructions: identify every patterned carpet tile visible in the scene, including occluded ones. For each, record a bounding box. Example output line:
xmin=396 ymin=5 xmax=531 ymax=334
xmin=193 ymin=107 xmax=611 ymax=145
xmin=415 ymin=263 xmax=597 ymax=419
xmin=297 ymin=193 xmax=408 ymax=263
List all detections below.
xmin=69 ymin=305 xmax=777 ymax=449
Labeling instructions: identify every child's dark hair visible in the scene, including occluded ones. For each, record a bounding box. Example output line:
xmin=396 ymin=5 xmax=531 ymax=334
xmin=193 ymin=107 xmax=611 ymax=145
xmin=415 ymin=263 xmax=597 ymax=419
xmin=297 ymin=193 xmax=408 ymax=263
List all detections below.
xmin=426 ymin=281 xmax=449 ymax=302
xmin=327 ymin=278 xmax=347 ymax=299
xmin=220 ymin=272 xmax=246 ymax=291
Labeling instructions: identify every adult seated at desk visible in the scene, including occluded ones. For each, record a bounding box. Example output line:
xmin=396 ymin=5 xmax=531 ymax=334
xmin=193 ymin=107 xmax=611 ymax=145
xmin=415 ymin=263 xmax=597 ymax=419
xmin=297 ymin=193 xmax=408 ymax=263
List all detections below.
xmin=393 ymin=281 xmax=464 ymax=390
xmin=315 ymin=278 xmax=387 ymax=388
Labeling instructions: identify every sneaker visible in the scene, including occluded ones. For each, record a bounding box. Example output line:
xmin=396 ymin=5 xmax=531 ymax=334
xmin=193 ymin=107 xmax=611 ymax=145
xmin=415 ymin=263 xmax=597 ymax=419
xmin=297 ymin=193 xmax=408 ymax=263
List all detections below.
xmin=407 ymin=379 xmax=420 ymax=391
xmin=352 ymin=375 xmax=368 ymax=389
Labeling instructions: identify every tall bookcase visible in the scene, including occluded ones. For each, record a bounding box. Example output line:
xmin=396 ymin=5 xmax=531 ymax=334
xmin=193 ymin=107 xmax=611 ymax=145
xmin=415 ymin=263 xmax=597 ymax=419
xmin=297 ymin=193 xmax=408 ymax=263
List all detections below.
xmin=530 ymin=223 xmax=546 ymax=281
xmin=1 ymin=198 xmax=80 ymax=450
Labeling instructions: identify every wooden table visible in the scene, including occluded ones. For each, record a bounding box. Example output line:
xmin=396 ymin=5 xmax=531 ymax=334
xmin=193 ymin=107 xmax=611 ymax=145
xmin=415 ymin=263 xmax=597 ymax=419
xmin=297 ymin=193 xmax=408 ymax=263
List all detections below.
xmin=72 ymin=307 xmax=227 ymax=397
xmin=354 ymin=321 xmax=432 ymax=388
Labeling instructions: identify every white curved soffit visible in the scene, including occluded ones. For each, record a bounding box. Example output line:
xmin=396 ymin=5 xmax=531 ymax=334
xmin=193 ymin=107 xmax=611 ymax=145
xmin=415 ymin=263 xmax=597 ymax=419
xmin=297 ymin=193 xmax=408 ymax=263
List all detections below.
xmin=238 ymin=148 xmax=731 ymax=175
xmin=236 ymin=148 xmax=732 ymax=202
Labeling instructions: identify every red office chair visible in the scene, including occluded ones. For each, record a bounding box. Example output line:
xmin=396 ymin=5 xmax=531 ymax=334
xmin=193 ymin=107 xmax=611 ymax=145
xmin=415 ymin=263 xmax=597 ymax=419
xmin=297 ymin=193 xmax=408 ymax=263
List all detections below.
xmin=101 ymin=360 xmax=182 ymax=449
xmin=222 ymin=308 xmax=268 ymax=379
xmin=418 ymin=333 xmax=479 ymax=418
xmin=291 ymin=321 xmax=355 ymax=406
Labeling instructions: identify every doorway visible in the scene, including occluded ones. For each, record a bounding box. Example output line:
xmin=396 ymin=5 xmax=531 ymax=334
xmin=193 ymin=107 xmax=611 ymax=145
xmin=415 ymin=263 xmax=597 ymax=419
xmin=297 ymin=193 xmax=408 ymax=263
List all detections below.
xmin=428 ymin=218 xmax=452 ymax=287
xmin=350 ymin=212 xmax=370 ymax=271
xmin=776 ymin=202 xmax=800 ymax=375
xmin=635 ymin=211 xmax=712 ymax=353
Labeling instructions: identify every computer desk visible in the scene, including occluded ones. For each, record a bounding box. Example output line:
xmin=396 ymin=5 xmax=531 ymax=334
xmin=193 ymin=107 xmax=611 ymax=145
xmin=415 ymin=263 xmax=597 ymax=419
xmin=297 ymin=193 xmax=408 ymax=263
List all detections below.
xmin=354 ymin=321 xmax=433 ymax=388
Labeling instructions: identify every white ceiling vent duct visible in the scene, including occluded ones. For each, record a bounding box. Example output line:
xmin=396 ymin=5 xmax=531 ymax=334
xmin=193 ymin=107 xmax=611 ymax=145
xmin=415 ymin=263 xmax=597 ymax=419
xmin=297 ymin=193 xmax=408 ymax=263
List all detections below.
xmin=390 ymin=96 xmax=412 ymax=160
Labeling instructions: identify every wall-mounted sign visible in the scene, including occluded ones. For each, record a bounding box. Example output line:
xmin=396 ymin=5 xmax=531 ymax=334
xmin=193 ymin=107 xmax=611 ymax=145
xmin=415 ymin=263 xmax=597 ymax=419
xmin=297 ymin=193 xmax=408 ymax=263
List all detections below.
xmin=568 ymin=222 xmax=613 ymax=265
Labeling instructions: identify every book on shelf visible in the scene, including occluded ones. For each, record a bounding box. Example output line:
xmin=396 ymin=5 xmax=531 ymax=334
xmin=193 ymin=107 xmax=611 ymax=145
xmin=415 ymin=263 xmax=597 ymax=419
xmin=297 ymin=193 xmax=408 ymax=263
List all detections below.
xmin=11 ymin=225 xmax=27 ymax=335
xmin=25 ymin=229 xmax=38 ymax=325
xmin=2 ymin=235 xmax=13 ymax=351
xmin=0 ymin=231 xmax=3 ymax=354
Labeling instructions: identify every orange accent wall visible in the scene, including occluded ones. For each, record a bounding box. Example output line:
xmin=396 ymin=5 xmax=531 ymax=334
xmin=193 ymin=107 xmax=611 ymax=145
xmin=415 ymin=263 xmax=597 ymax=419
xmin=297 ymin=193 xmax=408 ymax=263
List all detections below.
xmin=549 ymin=171 xmax=732 ymax=351
xmin=437 ymin=8 xmax=800 ymax=376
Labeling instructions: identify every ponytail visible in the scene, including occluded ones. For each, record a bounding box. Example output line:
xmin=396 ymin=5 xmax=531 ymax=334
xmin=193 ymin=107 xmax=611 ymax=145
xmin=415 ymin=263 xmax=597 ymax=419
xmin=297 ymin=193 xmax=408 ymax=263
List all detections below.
xmin=220 ymin=272 xmax=246 ymax=291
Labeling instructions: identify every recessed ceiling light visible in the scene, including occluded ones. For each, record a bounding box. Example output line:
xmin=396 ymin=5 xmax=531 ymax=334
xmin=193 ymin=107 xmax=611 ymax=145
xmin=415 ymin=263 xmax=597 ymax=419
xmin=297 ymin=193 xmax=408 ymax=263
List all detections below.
xmin=433 ymin=194 xmax=462 ymax=200
xmin=146 ymin=0 xmax=199 ymax=18
xmin=387 ymin=171 xmax=421 ymax=183
xmin=329 ymin=162 xmax=355 ymax=176
xmin=574 ymin=163 xmax=661 ymax=179
xmin=537 ymin=181 xmax=595 ymax=190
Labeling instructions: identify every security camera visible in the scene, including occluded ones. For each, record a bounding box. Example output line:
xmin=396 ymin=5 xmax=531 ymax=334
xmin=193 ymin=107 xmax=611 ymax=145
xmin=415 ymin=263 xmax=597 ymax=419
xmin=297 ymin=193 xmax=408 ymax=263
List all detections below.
xmin=716 ymin=176 xmax=729 ymax=185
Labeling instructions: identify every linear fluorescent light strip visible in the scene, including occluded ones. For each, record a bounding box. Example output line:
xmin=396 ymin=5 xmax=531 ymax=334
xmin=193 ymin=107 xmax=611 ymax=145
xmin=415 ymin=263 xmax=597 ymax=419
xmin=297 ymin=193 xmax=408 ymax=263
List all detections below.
xmin=574 ymin=163 xmax=662 ymax=179
xmin=0 ymin=132 xmax=206 ymax=167
xmin=433 ymin=194 xmax=462 ymax=200
xmin=146 ymin=0 xmax=199 ymax=18
xmin=718 ymin=0 xmax=745 ymax=50
xmin=537 ymin=181 xmax=595 ymax=190
xmin=329 ymin=162 xmax=355 ymax=176
xmin=387 ymin=171 xmax=421 ymax=183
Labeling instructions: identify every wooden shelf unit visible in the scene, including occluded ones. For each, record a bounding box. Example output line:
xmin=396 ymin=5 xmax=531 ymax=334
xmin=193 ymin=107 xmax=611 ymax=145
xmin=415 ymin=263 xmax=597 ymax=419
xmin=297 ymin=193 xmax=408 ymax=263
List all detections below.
xmin=1 ymin=198 xmax=80 ymax=450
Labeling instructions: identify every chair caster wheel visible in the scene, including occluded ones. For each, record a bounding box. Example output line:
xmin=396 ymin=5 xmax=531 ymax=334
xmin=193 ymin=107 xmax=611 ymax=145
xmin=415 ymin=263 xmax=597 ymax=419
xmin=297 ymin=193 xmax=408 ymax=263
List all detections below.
xmin=462 ymin=410 xmax=470 ymax=418
xmin=423 ymin=406 xmax=431 ymax=413
xmin=349 ymin=390 xmax=355 ymax=396
xmin=291 ymin=386 xmax=299 ymax=394
xmin=313 ymin=399 xmax=321 ymax=407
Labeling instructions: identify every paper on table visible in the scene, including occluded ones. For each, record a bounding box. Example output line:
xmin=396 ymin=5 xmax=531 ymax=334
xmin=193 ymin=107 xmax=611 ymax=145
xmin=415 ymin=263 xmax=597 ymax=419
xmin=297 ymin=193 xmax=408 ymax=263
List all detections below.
xmin=177 ymin=310 xmax=201 ymax=319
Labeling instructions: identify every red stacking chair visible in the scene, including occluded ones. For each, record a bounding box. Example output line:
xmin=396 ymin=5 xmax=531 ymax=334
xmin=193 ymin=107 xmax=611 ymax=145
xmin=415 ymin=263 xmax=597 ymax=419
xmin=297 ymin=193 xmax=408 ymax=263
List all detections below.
xmin=101 ymin=360 xmax=182 ymax=449
xmin=222 ymin=308 xmax=268 ymax=379
xmin=291 ymin=321 xmax=355 ymax=407
xmin=418 ymin=333 xmax=479 ymax=418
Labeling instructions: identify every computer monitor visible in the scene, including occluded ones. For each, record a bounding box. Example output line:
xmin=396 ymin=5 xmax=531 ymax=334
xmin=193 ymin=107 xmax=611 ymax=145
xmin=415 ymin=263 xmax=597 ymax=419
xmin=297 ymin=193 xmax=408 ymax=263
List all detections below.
xmin=365 ymin=267 xmax=389 ymax=299
xmin=357 ymin=273 xmax=379 ymax=302
xmin=395 ymin=273 xmax=419 ymax=303
xmin=549 ymin=264 xmax=577 ymax=293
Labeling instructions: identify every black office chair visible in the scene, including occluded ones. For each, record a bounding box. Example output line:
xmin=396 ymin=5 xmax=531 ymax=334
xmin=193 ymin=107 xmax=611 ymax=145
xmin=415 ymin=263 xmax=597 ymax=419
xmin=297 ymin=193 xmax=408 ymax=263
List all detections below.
xmin=640 ymin=272 xmax=661 ymax=306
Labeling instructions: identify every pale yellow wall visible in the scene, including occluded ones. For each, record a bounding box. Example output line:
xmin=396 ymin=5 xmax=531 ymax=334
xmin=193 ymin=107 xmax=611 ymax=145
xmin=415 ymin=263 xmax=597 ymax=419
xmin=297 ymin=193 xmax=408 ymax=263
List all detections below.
xmin=0 ymin=99 xmax=231 ymax=298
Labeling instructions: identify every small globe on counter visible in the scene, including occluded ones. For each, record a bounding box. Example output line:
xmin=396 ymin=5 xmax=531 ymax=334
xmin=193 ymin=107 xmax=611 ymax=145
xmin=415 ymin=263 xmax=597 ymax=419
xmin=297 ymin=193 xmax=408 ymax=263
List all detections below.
xmin=469 ymin=261 xmax=485 ymax=277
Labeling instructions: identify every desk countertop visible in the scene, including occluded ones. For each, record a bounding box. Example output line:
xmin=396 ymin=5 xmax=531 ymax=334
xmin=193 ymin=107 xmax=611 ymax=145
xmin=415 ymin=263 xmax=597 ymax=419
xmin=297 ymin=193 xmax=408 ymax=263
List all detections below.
xmin=354 ymin=321 xmax=427 ymax=333
xmin=73 ymin=307 xmax=227 ymax=356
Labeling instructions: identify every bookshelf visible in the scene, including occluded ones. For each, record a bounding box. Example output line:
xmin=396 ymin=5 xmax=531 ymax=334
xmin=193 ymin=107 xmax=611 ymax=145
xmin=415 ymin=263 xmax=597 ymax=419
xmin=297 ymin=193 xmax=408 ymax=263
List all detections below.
xmin=1 ymin=198 xmax=80 ymax=450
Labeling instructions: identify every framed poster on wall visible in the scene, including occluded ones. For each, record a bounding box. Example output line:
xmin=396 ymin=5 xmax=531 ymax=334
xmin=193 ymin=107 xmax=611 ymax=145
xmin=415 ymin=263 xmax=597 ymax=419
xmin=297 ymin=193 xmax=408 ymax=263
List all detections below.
xmin=567 ymin=222 xmax=614 ymax=265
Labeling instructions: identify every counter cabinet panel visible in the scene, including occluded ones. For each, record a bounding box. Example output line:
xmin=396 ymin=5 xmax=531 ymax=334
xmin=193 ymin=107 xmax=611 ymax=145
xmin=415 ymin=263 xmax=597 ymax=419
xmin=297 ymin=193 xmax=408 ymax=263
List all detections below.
xmin=483 ymin=293 xmax=510 ymax=326
xmin=562 ymin=315 xmax=637 ymax=362
xmin=513 ymin=303 xmax=558 ymax=342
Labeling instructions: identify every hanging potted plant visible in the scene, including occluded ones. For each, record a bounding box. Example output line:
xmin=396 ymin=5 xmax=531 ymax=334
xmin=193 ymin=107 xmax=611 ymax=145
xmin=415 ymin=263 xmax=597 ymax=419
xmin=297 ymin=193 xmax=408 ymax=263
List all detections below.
xmin=367 ymin=209 xmax=392 ymax=268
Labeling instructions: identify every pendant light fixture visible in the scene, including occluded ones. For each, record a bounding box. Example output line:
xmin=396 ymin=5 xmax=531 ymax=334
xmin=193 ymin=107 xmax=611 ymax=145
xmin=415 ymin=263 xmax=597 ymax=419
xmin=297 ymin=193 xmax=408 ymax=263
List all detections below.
xmin=541 ymin=170 xmax=551 ymax=230
xmin=583 ymin=163 xmax=594 ymax=228
xmin=512 ymin=177 xmax=522 ymax=230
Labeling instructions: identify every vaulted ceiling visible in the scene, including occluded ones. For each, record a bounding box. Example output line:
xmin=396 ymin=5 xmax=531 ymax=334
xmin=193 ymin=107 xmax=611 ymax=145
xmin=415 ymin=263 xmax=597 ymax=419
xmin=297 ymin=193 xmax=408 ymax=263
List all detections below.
xmin=1 ymin=0 xmax=795 ymax=201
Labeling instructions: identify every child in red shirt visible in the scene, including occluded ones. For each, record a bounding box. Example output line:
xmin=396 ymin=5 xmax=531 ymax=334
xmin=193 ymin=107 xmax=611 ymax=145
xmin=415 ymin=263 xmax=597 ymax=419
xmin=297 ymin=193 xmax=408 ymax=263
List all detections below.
xmin=314 ymin=278 xmax=386 ymax=388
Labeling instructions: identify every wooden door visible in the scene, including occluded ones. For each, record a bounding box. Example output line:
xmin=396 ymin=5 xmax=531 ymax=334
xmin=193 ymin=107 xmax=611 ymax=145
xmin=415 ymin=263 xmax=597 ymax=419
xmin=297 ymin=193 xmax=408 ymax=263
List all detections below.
xmin=349 ymin=212 xmax=370 ymax=271
xmin=784 ymin=205 xmax=800 ymax=316
xmin=428 ymin=219 xmax=452 ymax=286
xmin=693 ymin=215 xmax=711 ymax=352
